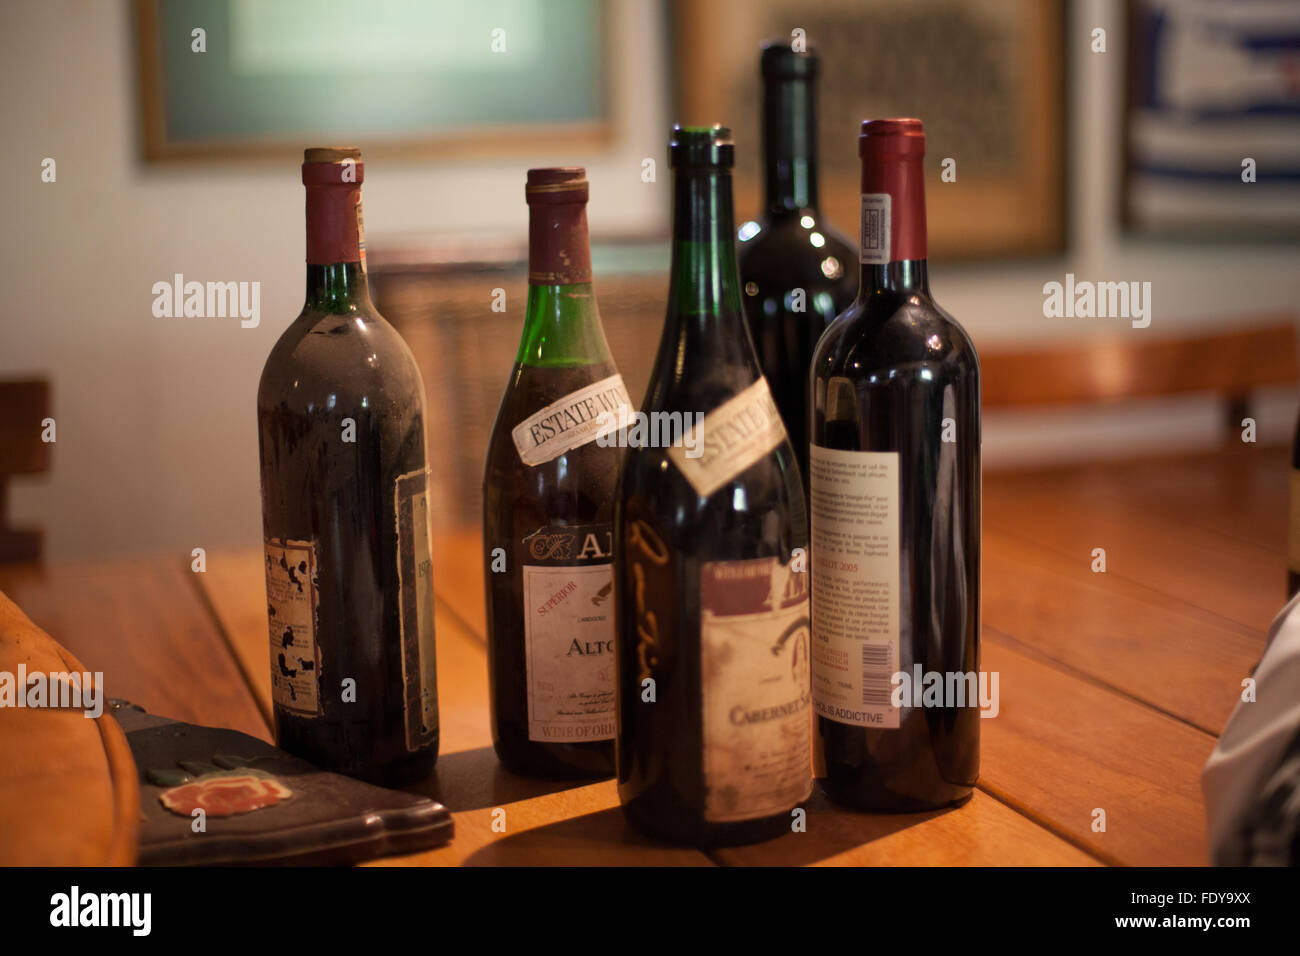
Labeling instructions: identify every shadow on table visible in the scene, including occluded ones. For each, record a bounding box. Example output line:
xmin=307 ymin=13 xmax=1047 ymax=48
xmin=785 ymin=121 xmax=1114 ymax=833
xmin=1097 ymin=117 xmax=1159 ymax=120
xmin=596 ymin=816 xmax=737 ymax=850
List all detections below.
xmin=711 ymin=789 xmax=969 ymax=865
xmin=456 ymin=786 xmax=967 ymax=866
xmin=460 ymin=806 xmax=714 ymax=866
xmin=405 ymin=745 xmax=604 ymax=811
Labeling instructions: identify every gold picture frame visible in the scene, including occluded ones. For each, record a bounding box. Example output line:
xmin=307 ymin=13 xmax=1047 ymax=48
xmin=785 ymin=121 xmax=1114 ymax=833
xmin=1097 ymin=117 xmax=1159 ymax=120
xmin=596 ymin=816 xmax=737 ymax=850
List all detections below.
xmin=134 ymin=0 xmax=613 ymax=163
xmin=672 ymin=0 xmax=1067 ymax=259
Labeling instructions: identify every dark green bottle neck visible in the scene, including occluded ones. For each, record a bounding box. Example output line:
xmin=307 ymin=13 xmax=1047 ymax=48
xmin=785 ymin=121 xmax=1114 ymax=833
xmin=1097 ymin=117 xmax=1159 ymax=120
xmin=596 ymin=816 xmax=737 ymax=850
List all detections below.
xmin=305 ymin=262 xmax=372 ymax=314
xmin=668 ymin=169 xmax=746 ymax=322
xmin=860 ymin=260 xmax=931 ymax=299
xmin=515 ymin=282 xmax=611 ymax=367
xmin=763 ymin=74 xmax=818 ymax=213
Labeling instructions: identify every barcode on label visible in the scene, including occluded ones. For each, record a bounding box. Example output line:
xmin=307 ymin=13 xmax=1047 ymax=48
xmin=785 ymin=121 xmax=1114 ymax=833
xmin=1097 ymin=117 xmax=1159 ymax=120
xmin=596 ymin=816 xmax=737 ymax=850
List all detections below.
xmin=859 ymin=193 xmax=891 ymax=265
xmin=861 ymin=642 xmax=893 ymax=706
xmin=862 ymin=211 xmax=883 ymax=251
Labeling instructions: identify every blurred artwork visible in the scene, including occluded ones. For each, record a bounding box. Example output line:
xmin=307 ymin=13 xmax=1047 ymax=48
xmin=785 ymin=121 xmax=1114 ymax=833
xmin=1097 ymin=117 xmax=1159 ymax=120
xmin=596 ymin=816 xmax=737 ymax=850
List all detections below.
xmin=1125 ymin=0 xmax=1300 ymax=237
xmin=673 ymin=0 xmax=1067 ymax=259
xmin=135 ymin=0 xmax=609 ymax=161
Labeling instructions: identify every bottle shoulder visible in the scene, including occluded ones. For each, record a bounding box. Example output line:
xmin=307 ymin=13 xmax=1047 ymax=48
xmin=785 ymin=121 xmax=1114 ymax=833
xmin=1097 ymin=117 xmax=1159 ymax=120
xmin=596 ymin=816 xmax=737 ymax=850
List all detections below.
xmin=739 ymin=211 xmax=856 ymax=266
xmin=738 ymin=214 xmax=857 ymax=311
xmin=813 ymin=292 xmax=980 ymax=379
xmin=258 ymin=308 xmax=423 ymax=411
xmin=488 ymin=361 xmax=629 ymax=478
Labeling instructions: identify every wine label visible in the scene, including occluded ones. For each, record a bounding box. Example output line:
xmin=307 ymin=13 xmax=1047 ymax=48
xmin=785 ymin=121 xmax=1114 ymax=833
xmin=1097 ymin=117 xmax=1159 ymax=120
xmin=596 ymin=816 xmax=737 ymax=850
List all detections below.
xmin=667 ymin=377 xmax=788 ymax=499
xmin=700 ymin=556 xmax=813 ymax=823
xmin=357 ymin=200 xmax=367 ymax=273
xmin=809 ymin=445 xmax=901 ymax=729
xmin=395 ymin=468 xmax=439 ymax=752
xmin=264 ymin=537 xmax=321 ymax=717
xmin=521 ymin=524 xmax=616 ymax=742
xmin=1290 ymin=469 xmax=1300 ymax=573
xmin=511 ymin=374 xmax=632 ymax=467
xmin=860 ymin=193 xmax=892 ymax=265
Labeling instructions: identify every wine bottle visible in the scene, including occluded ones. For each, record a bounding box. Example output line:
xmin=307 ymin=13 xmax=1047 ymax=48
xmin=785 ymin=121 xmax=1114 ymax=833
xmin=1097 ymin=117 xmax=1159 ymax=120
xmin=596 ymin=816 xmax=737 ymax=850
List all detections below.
xmin=738 ymin=40 xmax=857 ymax=493
xmin=615 ymin=126 xmax=812 ymax=846
xmin=483 ymin=167 xmax=630 ymax=778
xmin=257 ymin=147 xmax=439 ymax=786
xmin=1290 ymin=412 xmax=1300 ymax=599
xmin=810 ymin=119 xmax=981 ymax=812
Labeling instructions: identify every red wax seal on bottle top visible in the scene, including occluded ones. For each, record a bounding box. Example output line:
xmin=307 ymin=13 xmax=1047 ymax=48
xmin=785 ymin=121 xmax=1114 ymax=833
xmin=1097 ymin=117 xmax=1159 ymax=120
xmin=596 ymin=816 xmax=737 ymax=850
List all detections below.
xmin=526 ymin=167 xmax=592 ymax=285
xmin=858 ymin=119 xmax=927 ymax=263
xmin=303 ymin=146 xmax=365 ymax=266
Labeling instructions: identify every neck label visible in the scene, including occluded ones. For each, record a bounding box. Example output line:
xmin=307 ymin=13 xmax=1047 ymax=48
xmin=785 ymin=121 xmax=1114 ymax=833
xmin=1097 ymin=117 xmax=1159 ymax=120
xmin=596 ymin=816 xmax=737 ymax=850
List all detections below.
xmin=859 ymin=193 xmax=891 ymax=265
xmin=512 ymin=373 xmax=632 ymax=467
xmin=667 ymin=377 xmax=787 ymax=498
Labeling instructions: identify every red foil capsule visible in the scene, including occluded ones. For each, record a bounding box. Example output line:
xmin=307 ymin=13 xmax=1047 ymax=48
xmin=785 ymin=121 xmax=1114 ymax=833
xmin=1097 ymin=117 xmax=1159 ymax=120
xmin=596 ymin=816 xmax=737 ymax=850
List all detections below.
xmin=858 ymin=118 xmax=927 ymax=263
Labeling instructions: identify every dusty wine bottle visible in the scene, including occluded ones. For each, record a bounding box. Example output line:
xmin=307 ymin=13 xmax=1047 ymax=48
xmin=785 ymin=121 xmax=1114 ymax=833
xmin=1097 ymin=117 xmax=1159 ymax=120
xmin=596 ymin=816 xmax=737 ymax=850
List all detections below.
xmin=810 ymin=119 xmax=981 ymax=811
xmin=257 ymin=147 xmax=439 ymax=786
xmin=1290 ymin=412 xmax=1300 ymax=599
xmin=738 ymin=41 xmax=856 ymax=493
xmin=615 ymin=126 xmax=812 ymax=846
xmin=483 ymin=167 xmax=630 ymax=778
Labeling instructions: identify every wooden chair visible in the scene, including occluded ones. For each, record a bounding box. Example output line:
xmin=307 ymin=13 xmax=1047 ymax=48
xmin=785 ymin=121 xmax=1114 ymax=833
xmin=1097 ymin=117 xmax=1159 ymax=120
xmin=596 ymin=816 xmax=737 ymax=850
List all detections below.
xmin=374 ymin=259 xmax=666 ymax=530
xmin=0 ymin=379 xmax=51 ymax=562
xmin=980 ymin=317 xmax=1299 ymax=437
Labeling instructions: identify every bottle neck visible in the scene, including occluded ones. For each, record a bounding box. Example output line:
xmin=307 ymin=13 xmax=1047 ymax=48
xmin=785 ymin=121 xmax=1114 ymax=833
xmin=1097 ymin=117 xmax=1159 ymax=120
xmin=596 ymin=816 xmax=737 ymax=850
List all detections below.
xmin=668 ymin=169 xmax=745 ymax=323
xmin=518 ymin=195 xmax=606 ymax=366
xmin=305 ymin=262 xmax=371 ymax=313
xmin=857 ymin=150 xmax=928 ymax=297
xmin=860 ymin=260 xmax=930 ymax=297
xmin=763 ymin=74 xmax=818 ymax=213
xmin=304 ymin=179 xmax=369 ymax=313
xmin=528 ymin=199 xmax=592 ymax=285
xmin=517 ymin=282 xmax=611 ymax=367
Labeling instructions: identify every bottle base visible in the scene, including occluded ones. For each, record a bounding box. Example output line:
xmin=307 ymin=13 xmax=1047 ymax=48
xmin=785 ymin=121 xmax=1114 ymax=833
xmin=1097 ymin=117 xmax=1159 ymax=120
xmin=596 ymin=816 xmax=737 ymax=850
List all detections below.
xmin=493 ymin=737 xmax=615 ymax=781
xmin=619 ymin=797 xmax=793 ymax=848
xmin=817 ymin=775 xmax=974 ymax=814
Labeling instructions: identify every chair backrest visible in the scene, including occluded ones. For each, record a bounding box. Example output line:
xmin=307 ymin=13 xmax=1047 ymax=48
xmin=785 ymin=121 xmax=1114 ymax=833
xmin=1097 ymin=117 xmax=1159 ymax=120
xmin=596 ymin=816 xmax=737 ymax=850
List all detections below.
xmin=0 ymin=379 xmax=51 ymax=476
xmin=981 ymin=317 xmax=1298 ymax=409
xmin=0 ymin=378 xmax=51 ymax=562
xmin=374 ymin=266 xmax=665 ymax=529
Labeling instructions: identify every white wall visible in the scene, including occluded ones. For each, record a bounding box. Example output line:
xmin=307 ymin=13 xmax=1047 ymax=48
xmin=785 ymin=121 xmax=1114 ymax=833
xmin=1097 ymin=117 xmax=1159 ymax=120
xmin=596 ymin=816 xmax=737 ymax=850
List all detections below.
xmin=2 ymin=0 xmax=1297 ymax=560
xmin=1 ymin=0 xmax=670 ymax=559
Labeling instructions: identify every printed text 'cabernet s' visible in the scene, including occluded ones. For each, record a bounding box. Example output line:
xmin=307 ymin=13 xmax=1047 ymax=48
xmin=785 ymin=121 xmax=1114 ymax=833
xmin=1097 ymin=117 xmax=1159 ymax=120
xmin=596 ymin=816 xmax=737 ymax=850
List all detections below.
xmin=615 ymin=126 xmax=812 ymax=847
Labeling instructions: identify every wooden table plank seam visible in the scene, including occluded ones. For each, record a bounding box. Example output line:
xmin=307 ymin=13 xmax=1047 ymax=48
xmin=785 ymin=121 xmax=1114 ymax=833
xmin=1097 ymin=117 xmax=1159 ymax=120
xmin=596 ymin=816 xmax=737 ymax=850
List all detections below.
xmin=975 ymin=781 xmax=1122 ymax=867
xmin=984 ymin=623 xmax=1229 ymax=739
xmin=184 ymin=557 xmax=273 ymax=733
xmin=987 ymin=520 xmax=1273 ymax=639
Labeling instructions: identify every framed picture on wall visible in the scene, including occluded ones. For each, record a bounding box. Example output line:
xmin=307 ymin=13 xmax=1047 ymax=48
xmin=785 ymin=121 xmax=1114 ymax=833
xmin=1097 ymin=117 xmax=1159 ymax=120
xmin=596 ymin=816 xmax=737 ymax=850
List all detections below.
xmin=135 ymin=0 xmax=611 ymax=161
xmin=672 ymin=0 xmax=1068 ymax=260
xmin=1122 ymin=0 xmax=1300 ymax=239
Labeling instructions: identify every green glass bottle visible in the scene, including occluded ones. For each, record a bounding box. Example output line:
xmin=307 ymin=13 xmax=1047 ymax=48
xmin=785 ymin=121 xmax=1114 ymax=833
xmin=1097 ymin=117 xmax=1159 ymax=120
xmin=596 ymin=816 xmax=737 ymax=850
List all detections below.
xmin=482 ymin=167 xmax=631 ymax=778
xmin=258 ymin=147 xmax=439 ymax=786
xmin=614 ymin=127 xmax=811 ymax=846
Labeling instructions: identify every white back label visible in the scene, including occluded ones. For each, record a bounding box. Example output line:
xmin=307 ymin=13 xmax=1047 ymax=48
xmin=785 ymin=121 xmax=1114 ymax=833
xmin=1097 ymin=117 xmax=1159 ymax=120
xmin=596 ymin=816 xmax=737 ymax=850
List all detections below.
xmin=809 ymin=445 xmax=901 ymax=729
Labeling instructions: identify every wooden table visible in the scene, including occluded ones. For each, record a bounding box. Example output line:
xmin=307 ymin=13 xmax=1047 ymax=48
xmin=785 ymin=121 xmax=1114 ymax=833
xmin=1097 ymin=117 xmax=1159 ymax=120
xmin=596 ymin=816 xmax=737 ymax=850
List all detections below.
xmin=0 ymin=445 xmax=1284 ymax=866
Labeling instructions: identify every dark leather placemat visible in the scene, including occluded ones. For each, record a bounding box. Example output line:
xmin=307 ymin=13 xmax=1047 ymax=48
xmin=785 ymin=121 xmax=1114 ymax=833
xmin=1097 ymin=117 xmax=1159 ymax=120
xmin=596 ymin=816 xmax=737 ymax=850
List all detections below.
xmin=111 ymin=701 xmax=452 ymax=866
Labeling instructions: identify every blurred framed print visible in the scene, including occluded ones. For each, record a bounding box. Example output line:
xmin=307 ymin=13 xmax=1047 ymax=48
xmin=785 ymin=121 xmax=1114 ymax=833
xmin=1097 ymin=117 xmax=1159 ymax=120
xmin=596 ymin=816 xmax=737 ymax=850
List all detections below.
xmin=673 ymin=0 xmax=1068 ymax=259
xmin=1123 ymin=0 xmax=1300 ymax=239
xmin=135 ymin=0 xmax=611 ymax=161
